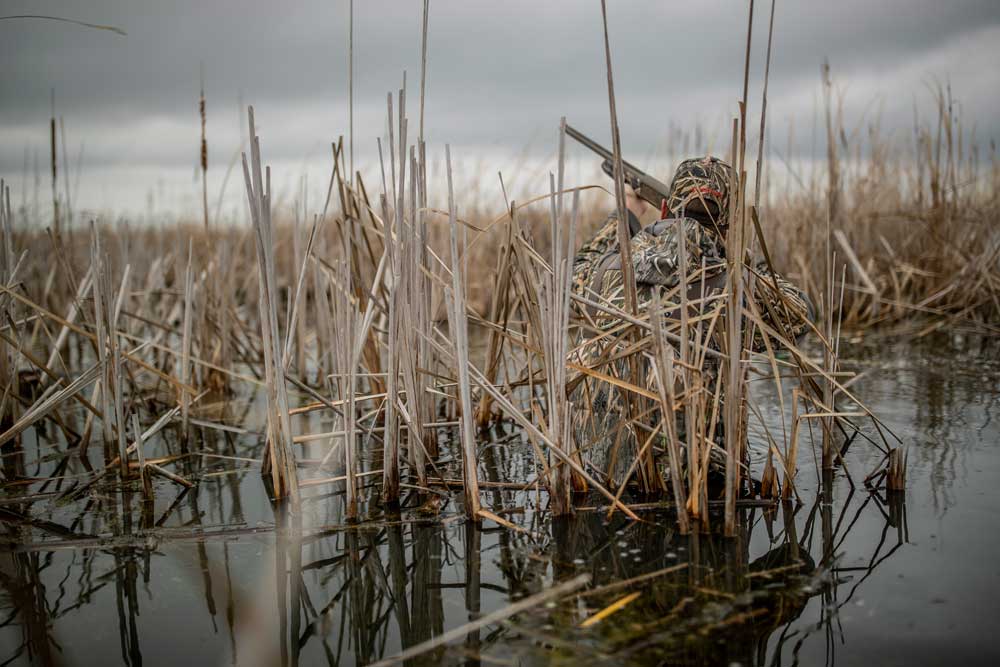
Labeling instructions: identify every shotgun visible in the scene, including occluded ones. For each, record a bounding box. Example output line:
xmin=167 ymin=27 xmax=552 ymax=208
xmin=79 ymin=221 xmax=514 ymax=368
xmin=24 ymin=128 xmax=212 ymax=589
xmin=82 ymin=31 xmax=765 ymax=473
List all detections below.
xmin=564 ymin=123 xmax=673 ymax=210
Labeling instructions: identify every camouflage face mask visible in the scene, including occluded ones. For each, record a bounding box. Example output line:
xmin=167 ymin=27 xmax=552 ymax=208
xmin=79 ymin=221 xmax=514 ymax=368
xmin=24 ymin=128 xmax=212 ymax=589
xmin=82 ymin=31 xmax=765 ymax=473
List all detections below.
xmin=666 ymin=156 xmax=736 ymax=234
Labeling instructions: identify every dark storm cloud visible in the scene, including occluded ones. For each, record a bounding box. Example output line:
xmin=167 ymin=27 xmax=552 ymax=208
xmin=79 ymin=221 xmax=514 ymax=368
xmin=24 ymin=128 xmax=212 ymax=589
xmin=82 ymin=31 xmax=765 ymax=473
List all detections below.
xmin=1 ymin=1 xmax=999 ymax=179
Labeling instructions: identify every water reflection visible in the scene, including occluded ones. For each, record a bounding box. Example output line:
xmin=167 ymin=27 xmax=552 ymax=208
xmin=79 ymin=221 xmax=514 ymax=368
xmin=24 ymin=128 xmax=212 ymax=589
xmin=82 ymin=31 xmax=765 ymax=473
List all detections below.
xmin=0 ymin=333 xmax=997 ymax=666
xmin=319 ymin=491 xmax=905 ymax=666
xmin=0 ymin=490 xmax=908 ymax=666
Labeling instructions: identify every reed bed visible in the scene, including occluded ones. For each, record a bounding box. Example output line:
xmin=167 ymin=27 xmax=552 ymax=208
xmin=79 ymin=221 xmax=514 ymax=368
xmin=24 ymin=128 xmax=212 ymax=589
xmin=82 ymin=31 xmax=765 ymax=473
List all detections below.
xmin=2 ymin=9 xmax=998 ymax=667
xmin=1 ymin=108 xmax=933 ymax=524
xmin=0 ymin=84 xmax=993 ymax=665
xmin=1 ymin=1 xmax=995 ymax=587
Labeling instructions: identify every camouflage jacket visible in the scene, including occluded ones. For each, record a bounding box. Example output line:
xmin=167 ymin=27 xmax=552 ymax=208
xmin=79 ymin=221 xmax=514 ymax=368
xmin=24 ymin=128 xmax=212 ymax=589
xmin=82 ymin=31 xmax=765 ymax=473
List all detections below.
xmin=572 ymin=211 xmax=814 ymax=348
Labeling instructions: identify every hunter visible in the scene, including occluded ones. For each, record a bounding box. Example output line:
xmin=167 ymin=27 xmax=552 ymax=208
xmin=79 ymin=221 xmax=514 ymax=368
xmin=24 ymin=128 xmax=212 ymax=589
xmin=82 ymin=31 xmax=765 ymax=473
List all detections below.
xmin=568 ymin=156 xmax=814 ymax=489
xmin=572 ymin=155 xmax=813 ymax=338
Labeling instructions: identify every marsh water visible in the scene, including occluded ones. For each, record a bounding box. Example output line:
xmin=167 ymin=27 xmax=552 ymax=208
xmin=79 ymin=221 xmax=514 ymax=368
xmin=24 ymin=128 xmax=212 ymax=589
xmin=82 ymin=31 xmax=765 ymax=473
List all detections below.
xmin=1 ymin=332 xmax=998 ymax=666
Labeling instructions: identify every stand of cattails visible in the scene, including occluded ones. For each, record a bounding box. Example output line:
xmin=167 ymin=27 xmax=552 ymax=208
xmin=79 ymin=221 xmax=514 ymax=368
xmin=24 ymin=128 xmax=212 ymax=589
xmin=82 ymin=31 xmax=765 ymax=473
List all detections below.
xmin=442 ymin=146 xmax=482 ymax=519
xmin=242 ymin=107 xmax=299 ymax=506
xmin=0 ymin=2 xmax=945 ymax=545
xmin=533 ymin=134 xmax=580 ymax=515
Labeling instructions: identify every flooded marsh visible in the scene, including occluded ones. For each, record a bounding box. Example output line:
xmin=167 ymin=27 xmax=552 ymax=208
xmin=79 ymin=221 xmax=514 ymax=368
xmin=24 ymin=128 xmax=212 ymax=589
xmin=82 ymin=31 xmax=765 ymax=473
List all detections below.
xmin=2 ymin=333 xmax=998 ymax=666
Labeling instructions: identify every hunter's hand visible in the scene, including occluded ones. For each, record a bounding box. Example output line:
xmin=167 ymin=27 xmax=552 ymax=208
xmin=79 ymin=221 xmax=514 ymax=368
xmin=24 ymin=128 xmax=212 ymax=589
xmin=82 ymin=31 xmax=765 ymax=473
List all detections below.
xmin=625 ymin=185 xmax=649 ymax=218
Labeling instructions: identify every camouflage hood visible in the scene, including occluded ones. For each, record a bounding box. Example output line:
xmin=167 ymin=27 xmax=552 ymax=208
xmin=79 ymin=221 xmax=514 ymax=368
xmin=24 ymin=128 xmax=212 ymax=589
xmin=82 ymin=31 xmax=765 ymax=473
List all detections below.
xmin=665 ymin=156 xmax=736 ymax=233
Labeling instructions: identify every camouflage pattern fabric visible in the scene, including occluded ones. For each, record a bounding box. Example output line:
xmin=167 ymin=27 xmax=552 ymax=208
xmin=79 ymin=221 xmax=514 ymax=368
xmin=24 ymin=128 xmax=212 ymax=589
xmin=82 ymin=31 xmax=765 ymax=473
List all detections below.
xmin=572 ymin=208 xmax=642 ymax=295
xmin=666 ymin=156 xmax=735 ymax=234
xmin=568 ymin=155 xmax=813 ymax=491
xmin=572 ymin=214 xmax=813 ymax=343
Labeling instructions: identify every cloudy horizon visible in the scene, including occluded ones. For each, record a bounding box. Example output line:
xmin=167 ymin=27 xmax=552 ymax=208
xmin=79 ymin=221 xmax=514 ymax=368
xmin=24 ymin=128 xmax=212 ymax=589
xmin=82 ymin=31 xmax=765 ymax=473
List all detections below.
xmin=2 ymin=0 xmax=998 ymax=220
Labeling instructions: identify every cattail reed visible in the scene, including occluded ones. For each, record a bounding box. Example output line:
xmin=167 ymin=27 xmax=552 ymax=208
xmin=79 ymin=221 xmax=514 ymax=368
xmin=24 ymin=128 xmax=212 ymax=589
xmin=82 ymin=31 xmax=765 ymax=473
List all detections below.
xmin=650 ymin=291 xmax=689 ymax=533
xmin=50 ymin=98 xmax=59 ymax=235
xmin=7 ymin=8 xmax=973 ymax=586
xmin=723 ymin=118 xmax=745 ymax=537
xmin=200 ymin=65 xmax=209 ymax=230
xmin=59 ymin=117 xmax=72 ymax=228
xmin=336 ymin=228 xmax=359 ymax=521
xmin=444 ymin=145 xmax=481 ymax=520
xmin=89 ymin=225 xmax=113 ymax=452
xmin=0 ymin=184 xmax=15 ymax=433
xmin=535 ymin=149 xmax=578 ymax=515
xmin=241 ymin=106 xmax=299 ymax=506
xmin=180 ymin=240 xmax=194 ymax=443
xmin=382 ymin=184 xmax=401 ymax=504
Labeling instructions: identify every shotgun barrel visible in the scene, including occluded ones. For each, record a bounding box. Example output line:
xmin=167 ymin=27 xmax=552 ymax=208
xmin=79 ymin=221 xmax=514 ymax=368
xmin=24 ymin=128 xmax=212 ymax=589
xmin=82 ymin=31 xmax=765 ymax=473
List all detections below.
xmin=564 ymin=124 xmax=673 ymax=209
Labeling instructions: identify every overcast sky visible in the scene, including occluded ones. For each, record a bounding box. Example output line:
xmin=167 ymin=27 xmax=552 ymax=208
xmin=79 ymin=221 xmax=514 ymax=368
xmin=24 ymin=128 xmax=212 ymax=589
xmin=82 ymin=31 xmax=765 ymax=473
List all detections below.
xmin=2 ymin=0 xmax=998 ymax=218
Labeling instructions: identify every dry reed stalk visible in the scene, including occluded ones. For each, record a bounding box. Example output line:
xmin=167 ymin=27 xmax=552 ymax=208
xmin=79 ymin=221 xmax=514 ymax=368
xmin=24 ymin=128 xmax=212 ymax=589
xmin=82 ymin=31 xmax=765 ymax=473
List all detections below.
xmin=598 ymin=0 xmax=653 ymax=492
xmin=739 ymin=0 xmax=754 ymax=179
xmin=382 ymin=187 xmax=401 ymax=504
xmin=723 ymin=118 xmax=745 ymax=537
xmin=392 ymin=108 xmax=437 ymax=479
xmin=721 ymin=1 xmax=760 ymax=534
xmin=89 ymin=224 xmax=115 ymax=455
xmin=754 ymin=0 xmax=776 ymax=208
xmin=0 ymin=189 xmax=16 ymax=432
xmin=418 ymin=0 xmax=430 ymax=143
xmin=79 ymin=381 xmax=100 ymax=454
xmin=421 ymin=324 xmax=640 ymax=520
xmin=58 ymin=118 xmax=73 ymax=229
xmin=0 ymin=322 xmax=100 ymax=420
xmin=331 ymin=213 xmax=359 ymax=520
xmin=474 ymin=216 xmax=514 ymax=429
xmin=132 ymin=413 xmax=152 ymax=500
xmin=107 ymin=262 xmax=129 ymax=477
xmin=534 ymin=167 xmax=578 ymax=515
xmin=650 ymin=290 xmax=689 ymax=533
xmin=380 ymin=93 xmax=419 ymax=489
xmin=180 ymin=240 xmax=194 ymax=443
xmin=821 ymin=61 xmax=841 ymax=229
xmin=50 ymin=104 xmax=59 ymax=235
xmin=444 ymin=145 xmax=482 ymax=520
xmin=597 ymin=0 xmax=638 ymax=318
xmin=348 ymin=0 xmax=354 ymax=184
xmin=282 ymin=216 xmax=319 ymax=374
xmin=147 ymin=463 xmax=194 ymax=488
xmin=241 ymin=106 xmax=299 ymax=506
xmin=821 ymin=251 xmax=836 ymax=471
xmin=312 ymin=223 xmax=332 ymax=384
xmin=759 ymin=449 xmax=779 ymax=499
xmin=675 ymin=201 xmax=708 ymax=523
xmin=392 ymin=91 xmax=411 ymax=493
xmin=887 ymin=447 xmax=906 ymax=491
xmin=0 ymin=360 xmax=102 ymax=449
xmin=781 ymin=388 xmax=801 ymax=500
xmin=290 ymin=207 xmax=306 ymax=374
xmin=211 ymin=236 xmax=232 ymax=391
xmin=40 ymin=268 xmax=91 ymax=387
